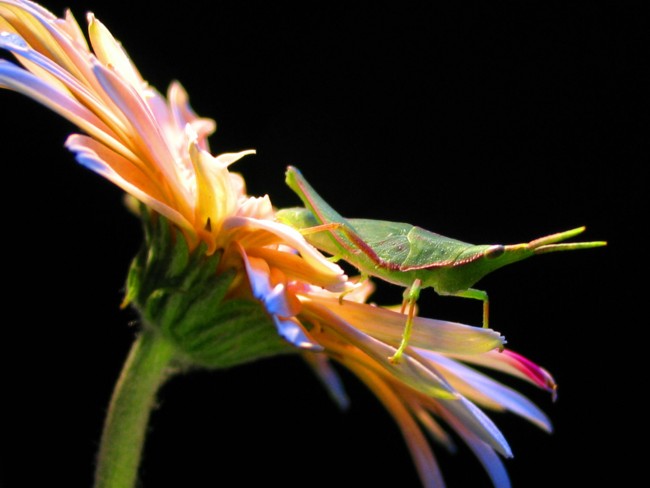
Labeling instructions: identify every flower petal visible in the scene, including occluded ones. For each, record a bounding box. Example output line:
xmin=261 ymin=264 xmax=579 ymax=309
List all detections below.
xmin=442 ymin=408 xmax=511 ymax=488
xmin=438 ymin=395 xmax=512 ymax=458
xmin=273 ymin=316 xmax=322 ymax=351
xmin=92 ymin=59 xmax=189 ymax=201
xmin=168 ymin=81 xmax=215 ymax=150
xmin=87 ymin=13 xmax=144 ymax=90
xmin=65 ymin=134 xmax=194 ymax=234
xmin=448 ymin=349 xmax=557 ymax=399
xmin=352 ymin=364 xmax=446 ymax=488
xmin=224 ymin=216 xmax=348 ymax=292
xmin=302 ymin=300 xmax=458 ymax=400
xmin=189 ymin=143 xmax=254 ymax=248
xmin=302 ymin=352 xmax=350 ymax=410
xmin=0 ymin=57 xmax=122 ymax=147
xmin=420 ymin=351 xmax=552 ymax=432
xmin=0 ymin=29 xmax=137 ymax=152
xmin=302 ymin=294 xmax=505 ymax=355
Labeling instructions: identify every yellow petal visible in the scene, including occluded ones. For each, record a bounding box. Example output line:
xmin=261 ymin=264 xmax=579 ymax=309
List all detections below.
xmin=302 ymin=295 xmax=505 ymax=354
xmin=87 ymin=13 xmax=144 ymax=90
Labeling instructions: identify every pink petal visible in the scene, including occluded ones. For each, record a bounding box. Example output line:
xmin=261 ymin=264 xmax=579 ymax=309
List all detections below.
xmin=449 ymin=349 xmax=557 ymax=399
xmin=91 ymin=60 xmax=187 ymax=198
xmin=420 ymin=351 xmax=552 ymax=432
xmin=65 ymin=134 xmax=194 ymax=233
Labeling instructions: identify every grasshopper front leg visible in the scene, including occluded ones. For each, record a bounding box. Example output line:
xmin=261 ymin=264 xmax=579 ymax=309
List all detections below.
xmin=389 ymin=278 xmax=422 ymax=364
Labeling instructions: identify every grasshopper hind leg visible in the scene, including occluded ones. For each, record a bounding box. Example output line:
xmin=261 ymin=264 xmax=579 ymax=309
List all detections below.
xmin=389 ymin=279 xmax=422 ymax=364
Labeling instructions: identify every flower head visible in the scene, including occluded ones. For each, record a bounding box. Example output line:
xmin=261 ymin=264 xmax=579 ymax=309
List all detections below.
xmin=0 ymin=0 xmax=346 ymax=348
xmin=1 ymin=2 xmax=557 ymax=486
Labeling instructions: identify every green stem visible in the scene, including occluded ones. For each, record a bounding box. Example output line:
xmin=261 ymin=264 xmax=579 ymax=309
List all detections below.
xmin=94 ymin=328 xmax=176 ymax=488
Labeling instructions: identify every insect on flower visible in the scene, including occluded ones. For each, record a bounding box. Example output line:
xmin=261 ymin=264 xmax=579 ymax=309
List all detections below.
xmin=277 ymin=166 xmax=606 ymax=362
xmin=0 ymin=2 xmax=596 ymax=487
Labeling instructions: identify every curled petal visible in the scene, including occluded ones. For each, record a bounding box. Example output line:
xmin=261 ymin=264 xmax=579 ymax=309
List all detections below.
xmin=448 ymin=349 xmax=557 ymax=399
xmin=246 ymin=247 xmax=347 ymax=291
xmin=236 ymin=195 xmax=274 ymax=220
xmin=168 ymin=81 xmax=215 ymax=149
xmin=224 ymin=216 xmax=347 ymax=292
xmin=239 ymin=248 xmax=319 ymax=350
xmin=273 ymin=316 xmax=322 ymax=351
xmin=239 ymin=252 xmax=300 ymax=317
xmin=189 ymin=142 xmax=241 ymax=244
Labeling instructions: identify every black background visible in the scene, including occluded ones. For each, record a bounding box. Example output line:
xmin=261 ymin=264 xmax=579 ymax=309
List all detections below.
xmin=0 ymin=1 xmax=642 ymax=487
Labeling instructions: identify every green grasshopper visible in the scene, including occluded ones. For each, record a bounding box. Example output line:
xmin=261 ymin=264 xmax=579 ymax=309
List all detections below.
xmin=276 ymin=166 xmax=606 ymax=363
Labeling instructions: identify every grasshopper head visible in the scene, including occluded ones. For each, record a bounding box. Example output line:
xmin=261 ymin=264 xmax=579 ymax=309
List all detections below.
xmin=441 ymin=227 xmax=606 ymax=292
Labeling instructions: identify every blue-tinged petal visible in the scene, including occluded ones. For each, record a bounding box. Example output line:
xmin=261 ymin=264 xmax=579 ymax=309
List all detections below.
xmin=0 ymin=0 xmax=98 ymax=89
xmin=0 ymin=58 xmax=141 ymax=164
xmin=439 ymin=396 xmax=512 ymax=458
xmin=0 ymin=28 xmax=70 ymax=92
xmin=442 ymin=410 xmax=511 ymax=488
xmin=303 ymin=353 xmax=350 ymax=410
xmin=239 ymin=250 xmax=320 ymax=350
xmin=419 ymin=351 xmax=552 ymax=432
xmin=240 ymin=253 xmax=299 ymax=316
xmin=273 ymin=316 xmax=322 ymax=351
xmin=65 ymin=134 xmax=194 ymax=234
xmin=0 ymin=29 xmax=136 ymax=141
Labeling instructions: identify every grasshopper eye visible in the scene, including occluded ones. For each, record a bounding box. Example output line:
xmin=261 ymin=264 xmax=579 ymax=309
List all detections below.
xmin=485 ymin=245 xmax=505 ymax=259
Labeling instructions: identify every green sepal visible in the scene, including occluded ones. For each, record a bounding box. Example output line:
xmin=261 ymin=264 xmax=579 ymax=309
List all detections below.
xmin=125 ymin=208 xmax=293 ymax=369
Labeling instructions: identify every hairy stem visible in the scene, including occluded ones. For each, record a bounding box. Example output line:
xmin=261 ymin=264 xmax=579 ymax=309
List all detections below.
xmin=94 ymin=328 xmax=175 ymax=488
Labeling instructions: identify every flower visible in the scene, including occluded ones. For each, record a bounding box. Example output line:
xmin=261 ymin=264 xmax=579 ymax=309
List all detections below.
xmin=297 ymin=283 xmax=556 ymax=487
xmin=0 ymin=0 xmax=346 ymax=348
xmin=0 ymin=2 xmax=557 ymax=487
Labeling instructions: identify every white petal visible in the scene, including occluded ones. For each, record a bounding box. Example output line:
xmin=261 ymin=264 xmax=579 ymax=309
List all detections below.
xmin=274 ymin=316 xmax=322 ymax=351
